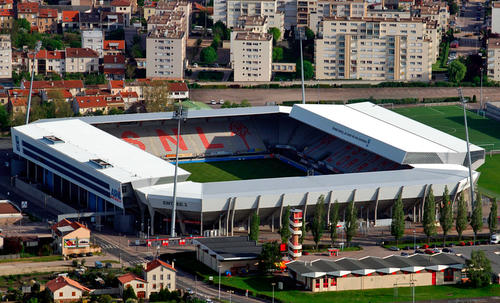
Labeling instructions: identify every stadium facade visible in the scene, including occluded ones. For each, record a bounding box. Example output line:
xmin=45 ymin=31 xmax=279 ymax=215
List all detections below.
xmin=11 ymin=103 xmax=485 ymax=235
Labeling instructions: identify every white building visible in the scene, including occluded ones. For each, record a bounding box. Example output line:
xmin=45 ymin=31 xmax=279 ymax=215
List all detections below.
xmin=46 ymin=276 xmax=90 ymax=303
xmin=488 ymin=38 xmax=500 ymax=81
xmin=0 ymin=34 xmax=11 ymax=79
xmin=82 ymin=30 xmax=104 ymax=58
xmin=493 ymin=2 xmax=500 ymax=34
xmin=231 ymin=32 xmax=272 ymax=82
xmin=214 ymin=0 xmax=285 ymax=30
xmin=65 ymin=48 xmax=99 ymax=73
xmin=146 ymin=27 xmax=186 ymax=80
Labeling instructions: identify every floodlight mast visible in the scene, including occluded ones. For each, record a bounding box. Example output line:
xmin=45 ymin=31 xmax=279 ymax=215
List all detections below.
xmin=25 ymin=41 xmax=42 ymax=125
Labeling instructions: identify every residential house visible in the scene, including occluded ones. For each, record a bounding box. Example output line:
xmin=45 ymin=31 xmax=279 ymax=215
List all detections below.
xmin=79 ymin=10 xmax=101 ymax=30
xmin=167 ymin=82 xmax=189 ymax=100
xmin=73 ymin=95 xmax=108 ymax=114
xmin=118 ymin=91 xmax=138 ymax=109
xmin=28 ymin=50 xmax=66 ymax=75
xmin=110 ymin=0 xmax=131 ymax=26
xmin=0 ymin=200 xmax=22 ymax=225
xmin=22 ymin=80 xmax=84 ymax=96
xmin=103 ymin=54 xmax=125 ymax=80
xmin=146 ymin=27 xmax=186 ymax=80
xmin=37 ymin=8 xmax=58 ymax=33
xmin=117 ymin=273 xmax=148 ymax=299
xmin=82 ymin=30 xmax=104 ymax=58
xmin=143 ymin=1 xmax=157 ymax=22
xmin=106 ymin=94 xmax=125 ymax=111
xmin=51 ymin=219 xmax=93 ymax=256
xmin=72 ymin=0 xmax=93 ymax=6
xmin=143 ymin=259 xmax=177 ymax=293
xmin=17 ymin=2 xmax=39 ymax=28
xmin=0 ymin=9 xmax=13 ymax=30
xmin=103 ymin=40 xmax=125 ymax=56
xmin=65 ymin=48 xmax=99 ymax=73
xmin=0 ymin=0 xmax=12 ymax=10
xmin=62 ymin=11 xmax=79 ymax=31
xmin=0 ymin=91 xmax=8 ymax=106
xmin=46 ymin=276 xmax=91 ymax=303
xmin=231 ymin=32 xmax=273 ymax=82
xmin=0 ymin=34 xmax=11 ymax=79
xmin=101 ymin=11 xmax=125 ymax=31
xmin=8 ymin=97 xmax=27 ymax=113
xmin=108 ymin=79 xmax=124 ymax=95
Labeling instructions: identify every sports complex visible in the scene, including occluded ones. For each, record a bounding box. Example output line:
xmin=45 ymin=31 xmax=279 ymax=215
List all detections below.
xmin=10 ymin=102 xmax=486 ymax=235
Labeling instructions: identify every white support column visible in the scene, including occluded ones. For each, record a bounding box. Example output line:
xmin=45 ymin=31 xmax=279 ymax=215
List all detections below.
xmin=200 ymin=212 xmax=203 ymax=236
xmin=421 ymin=184 xmax=429 ymax=223
xmin=326 ymin=191 xmax=333 ymax=226
xmin=271 ymin=212 xmax=274 ymax=233
xmin=374 ymin=187 xmax=380 ymax=226
xmin=279 ymin=194 xmax=285 ymax=229
xmin=303 ymin=192 xmax=309 ymax=219
xmin=226 ymin=198 xmax=231 ymax=237
xmin=231 ymin=197 xmax=236 ymax=237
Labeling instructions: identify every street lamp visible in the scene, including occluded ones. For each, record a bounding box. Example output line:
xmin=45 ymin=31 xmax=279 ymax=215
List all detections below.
xmin=218 ymin=265 xmax=222 ymax=300
xmin=298 ymin=27 xmax=306 ymax=104
xmin=25 ymin=40 xmax=42 ymax=125
xmin=271 ymin=282 xmax=276 ymax=303
xmin=171 ymin=101 xmax=188 ymax=237
xmin=458 ymin=88 xmax=475 ymax=213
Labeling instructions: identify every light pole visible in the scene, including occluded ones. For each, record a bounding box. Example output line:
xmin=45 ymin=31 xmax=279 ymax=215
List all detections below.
xmin=413 ymin=230 xmax=416 ymax=250
xmin=299 ymin=27 xmax=306 ymax=104
xmin=271 ymin=282 xmax=276 ymax=303
xmin=25 ymin=41 xmax=42 ymax=125
xmin=218 ymin=265 xmax=222 ymax=300
xmin=171 ymin=102 xmax=187 ymax=237
xmin=458 ymin=88 xmax=475 ymax=210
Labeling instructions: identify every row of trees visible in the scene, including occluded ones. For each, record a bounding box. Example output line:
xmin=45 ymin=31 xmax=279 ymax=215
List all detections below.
xmin=391 ymin=186 xmax=498 ymax=245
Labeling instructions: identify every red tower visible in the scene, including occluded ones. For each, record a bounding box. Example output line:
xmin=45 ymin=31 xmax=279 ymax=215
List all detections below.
xmin=288 ymin=209 xmax=303 ymax=259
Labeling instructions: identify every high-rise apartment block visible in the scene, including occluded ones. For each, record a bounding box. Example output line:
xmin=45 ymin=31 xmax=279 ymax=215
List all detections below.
xmin=231 ymin=32 xmax=273 ymax=81
xmin=146 ymin=27 xmax=186 ymax=80
xmin=0 ymin=34 xmax=11 ymax=78
xmin=488 ymin=38 xmax=500 ymax=81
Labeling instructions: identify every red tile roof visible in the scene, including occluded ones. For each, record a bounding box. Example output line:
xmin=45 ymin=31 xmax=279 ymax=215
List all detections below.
xmin=75 ymin=96 xmax=108 ymax=108
xmin=109 ymin=80 xmax=124 ymax=89
xmin=0 ymin=9 xmax=13 ymax=16
xmin=51 ymin=219 xmax=88 ymax=234
xmin=22 ymin=80 xmax=84 ymax=89
xmin=47 ymin=89 xmax=73 ymax=99
xmin=119 ymin=91 xmax=138 ymax=98
xmin=46 ymin=276 xmax=91 ymax=293
xmin=10 ymin=97 xmax=27 ymax=107
xmin=145 ymin=259 xmax=176 ymax=272
xmin=167 ymin=82 xmax=189 ymax=92
xmin=30 ymin=50 xmax=65 ymax=60
xmin=103 ymin=68 xmax=125 ymax=75
xmin=117 ymin=273 xmax=146 ymax=284
xmin=110 ymin=0 xmax=131 ymax=6
xmin=0 ymin=201 xmax=20 ymax=215
xmin=103 ymin=40 xmax=125 ymax=50
xmin=8 ymin=89 xmax=36 ymax=97
xmin=62 ymin=11 xmax=79 ymax=22
xmin=17 ymin=2 xmax=39 ymax=14
xmin=103 ymin=54 xmax=125 ymax=64
xmin=38 ymin=8 xmax=57 ymax=18
xmin=0 ymin=0 xmax=13 ymax=5
xmin=66 ymin=48 xmax=99 ymax=58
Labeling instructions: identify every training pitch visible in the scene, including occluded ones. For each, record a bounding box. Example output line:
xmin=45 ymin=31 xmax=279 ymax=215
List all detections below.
xmin=393 ymin=105 xmax=500 ymax=150
xmin=179 ymin=159 xmax=306 ymax=183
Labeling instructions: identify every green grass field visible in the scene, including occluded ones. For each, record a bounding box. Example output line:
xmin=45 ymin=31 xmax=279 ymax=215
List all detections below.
xmin=179 ymin=159 xmax=306 ymax=183
xmin=393 ymin=105 xmax=500 ymax=197
xmin=393 ymin=106 xmax=500 ymax=151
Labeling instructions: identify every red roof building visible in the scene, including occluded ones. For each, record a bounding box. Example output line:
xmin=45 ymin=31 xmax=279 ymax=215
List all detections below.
xmin=30 ymin=50 xmax=65 ymax=60
xmin=51 ymin=219 xmax=88 ymax=236
xmin=0 ymin=9 xmax=13 ymax=16
xmin=103 ymin=40 xmax=125 ymax=51
xmin=62 ymin=11 xmax=79 ymax=22
xmin=22 ymin=80 xmax=84 ymax=90
xmin=110 ymin=0 xmax=131 ymax=6
xmin=109 ymin=80 xmax=125 ymax=89
xmin=145 ymin=259 xmax=176 ymax=272
xmin=17 ymin=2 xmax=39 ymax=14
xmin=46 ymin=276 xmax=91 ymax=293
xmin=66 ymin=48 xmax=99 ymax=58
xmin=103 ymin=54 xmax=126 ymax=64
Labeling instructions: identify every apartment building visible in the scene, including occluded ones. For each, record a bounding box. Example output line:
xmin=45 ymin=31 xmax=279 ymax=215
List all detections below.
xmin=315 ymin=16 xmax=434 ymax=81
xmin=493 ymin=2 xmax=500 ymax=34
xmin=37 ymin=8 xmax=58 ymax=33
xmin=231 ymin=32 xmax=272 ymax=81
xmin=488 ymin=38 xmax=500 ymax=81
xmin=62 ymin=11 xmax=80 ymax=31
xmin=17 ymin=2 xmax=39 ymax=28
xmin=411 ymin=3 xmax=449 ymax=31
xmin=65 ymin=48 xmax=99 ymax=73
xmin=310 ymin=0 xmax=368 ymax=34
xmin=0 ymin=34 xmax=10 ymax=79
xmin=214 ymin=0 xmax=284 ymax=31
xmin=146 ymin=27 xmax=186 ymax=80
xmin=0 ymin=0 xmax=12 ymax=10
xmin=110 ymin=0 xmax=131 ymax=26
xmin=147 ymin=11 xmax=187 ymax=34
xmin=103 ymin=40 xmax=125 ymax=56
xmin=230 ymin=15 xmax=269 ymax=65
xmin=82 ymin=30 xmax=104 ymax=58
xmin=0 ymin=9 xmax=13 ymax=31
xmin=156 ymin=0 xmax=191 ymax=20
xmin=29 ymin=50 xmax=66 ymax=75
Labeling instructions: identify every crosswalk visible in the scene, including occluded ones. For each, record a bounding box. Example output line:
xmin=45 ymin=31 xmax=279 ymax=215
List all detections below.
xmin=99 ymin=243 xmax=120 ymax=249
xmin=128 ymin=258 xmax=148 ymax=265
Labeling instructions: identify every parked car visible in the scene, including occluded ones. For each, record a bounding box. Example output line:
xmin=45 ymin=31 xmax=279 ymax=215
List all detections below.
xmin=95 ymin=261 xmax=103 ymax=269
xmin=210 ymin=100 xmax=217 ymax=105
xmin=424 ymin=249 xmax=435 ymax=255
xmin=415 ymin=249 xmax=425 ymax=254
xmin=401 ymin=252 xmax=409 ymax=256
xmin=442 ymin=248 xmax=455 ymax=253
xmin=404 ymin=246 xmax=411 ymax=250
xmin=431 ymin=248 xmax=441 ymax=253
xmin=422 ymin=244 xmax=429 ymax=249
xmin=459 ymin=241 xmax=466 ymax=246
xmin=86 ymin=252 xmax=93 ymax=257
xmin=105 ymin=262 xmax=112 ymax=269
xmin=491 ymin=233 xmax=499 ymax=244
xmin=219 ymin=99 xmax=225 ymax=104
xmin=389 ymin=246 xmax=400 ymax=251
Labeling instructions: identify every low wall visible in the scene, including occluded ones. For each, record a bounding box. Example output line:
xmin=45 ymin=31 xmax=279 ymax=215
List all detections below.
xmin=14 ymin=178 xmax=76 ymax=214
xmin=92 ymin=288 xmax=120 ymax=295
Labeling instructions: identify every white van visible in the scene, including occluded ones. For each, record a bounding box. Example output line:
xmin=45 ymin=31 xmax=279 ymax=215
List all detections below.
xmin=491 ymin=233 xmax=499 ymax=244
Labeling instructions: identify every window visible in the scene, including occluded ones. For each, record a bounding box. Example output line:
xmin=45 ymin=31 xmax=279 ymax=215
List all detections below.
xmin=59 ymin=292 xmax=63 ymax=297
xmin=153 ymin=274 xmax=156 ymax=281
xmin=167 ymin=274 xmax=170 ymax=280
xmin=72 ymin=292 xmax=76 ymax=296
xmin=137 ymin=283 xmax=144 ymax=288
xmin=160 ymin=274 xmax=164 ymax=280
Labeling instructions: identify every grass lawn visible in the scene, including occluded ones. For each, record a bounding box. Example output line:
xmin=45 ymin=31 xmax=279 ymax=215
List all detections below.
xmin=432 ymin=62 xmax=448 ymax=72
xmin=0 ymin=255 xmax=63 ymax=263
xmin=477 ymin=154 xmax=500 ymax=198
xmin=179 ymin=159 xmax=306 ymax=183
xmin=182 ymin=100 xmax=212 ymax=110
xmin=393 ymin=106 xmax=500 ymax=151
xmin=197 ymin=71 xmax=224 ymax=81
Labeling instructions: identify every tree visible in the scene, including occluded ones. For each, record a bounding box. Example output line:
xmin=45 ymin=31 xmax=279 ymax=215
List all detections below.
xmin=279 ymin=206 xmax=291 ymax=244
xmin=439 ymin=186 xmax=453 ymax=246
xmin=488 ymin=199 xmax=498 ymax=235
xmin=296 ymin=59 xmax=314 ymax=80
xmin=391 ymin=192 xmax=405 ymax=247
xmin=259 ymin=241 xmax=281 ymax=272
xmin=142 ymin=81 xmax=173 ymax=113
xmin=200 ymin=46 xmax=217 ymax=64
xmin=471 ymin=191 xmax=483 ymax=243
xmin=344 ymin=198 xmax=358 ymax=247
xmin=249 ymin=211 xmax=260 ymax=241
xmin=268 ymin=27 xmax=281 ymax=43
xmin=48 ymin=90 xmax=73 ymax=118
xmin=329 ymin=200 xmax=340 ymax=247
xmin=466 ymin=250 xmax=492 ymax=288
xmin=0 ymin=105 xmax=9 ymax=131
xmin=311 ymin=195 xmax=325 ymax=250
xmin=213 ymin=21 xmax=230 ymax=40
xmin=456 ymin=193 xmax=468 ymax=240
xmin=272 ymin=47 xmax=283 ymax=62
xmin=97 ymin=295 xmax=112 ymax=303
xmin=304 ymin=27 xmax=315 ymax=40
xmin=423 ymin=188 xmax=436 ymax=243
xmin=448 ymin=60 xmax=466 ymax=83
xmin=14 ymin=18 xmax=30 ymax=31
xmin=211 ymin=35 xmax=221 ymax=50
xmin=126 ymin=64 xmax=136 ymax=79
xmin=123 ymin=286 xmax=137 ymax=301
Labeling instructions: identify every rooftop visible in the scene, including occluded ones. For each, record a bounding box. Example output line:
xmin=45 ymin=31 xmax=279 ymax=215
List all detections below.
xmin=66 ymin=48 xmax=99 ymax=58
xmin=488 ymin=38 xmax=500 ymax=49
xmin=46 ymin=276 xmax=90 ymax=292
xmin=148 ymin=27 xmax=184 ymax=39
xmin=235 ymin=32 xmax=272 ymax=41
xmin=194 ymin=236 xmax=262 ymax=261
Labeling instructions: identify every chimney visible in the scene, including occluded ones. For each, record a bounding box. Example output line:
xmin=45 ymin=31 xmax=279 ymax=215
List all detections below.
xmin=171 ymin=261 xmax=174 ymax=269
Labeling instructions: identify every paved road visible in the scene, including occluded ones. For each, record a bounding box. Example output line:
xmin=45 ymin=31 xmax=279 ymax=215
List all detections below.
xmin=190 ymin=87 xmax=496 ymax=105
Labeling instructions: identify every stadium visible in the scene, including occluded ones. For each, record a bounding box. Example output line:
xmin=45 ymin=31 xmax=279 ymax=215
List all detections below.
xmin=11 ymin=102 xmax=485 ymax=236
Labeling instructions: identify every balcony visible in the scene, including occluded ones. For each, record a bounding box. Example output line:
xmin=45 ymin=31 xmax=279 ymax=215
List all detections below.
xmin=288 ymin=240 xmax=302 ymax=250
xmin=288 ymin=249 xmax=302 ymax=258
xmin=289 ymin=226 xmax=302 ymax=235
xmin=289 ymin=219 xmax=302 ymax=228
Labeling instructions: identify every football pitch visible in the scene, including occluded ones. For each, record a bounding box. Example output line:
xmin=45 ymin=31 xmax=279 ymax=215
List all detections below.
xmin=393 ymin=105 xmax=500 ymax=197
xmin=179 ymin=159 xmax=306 ymax=183
xmin=393 ymin=106 xmax=500 ymax=151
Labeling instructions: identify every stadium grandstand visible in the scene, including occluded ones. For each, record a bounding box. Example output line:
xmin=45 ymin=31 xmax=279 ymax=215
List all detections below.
xmin=11 ymin=103 xmax=485 ymax=236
